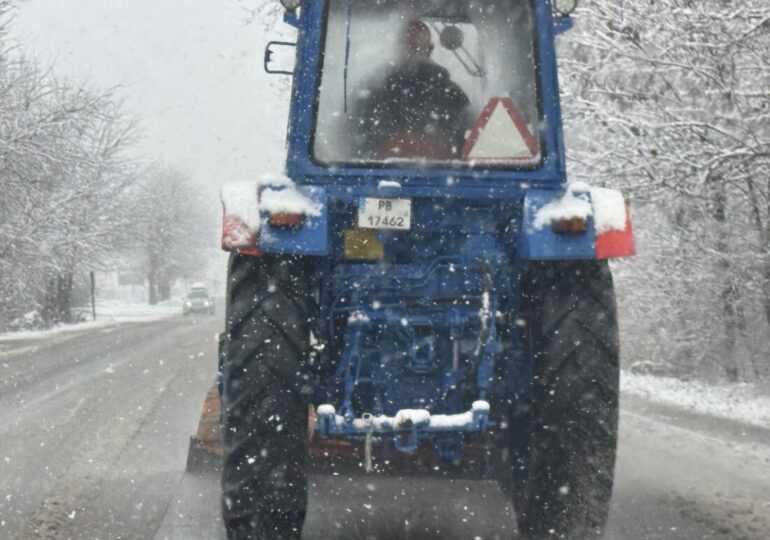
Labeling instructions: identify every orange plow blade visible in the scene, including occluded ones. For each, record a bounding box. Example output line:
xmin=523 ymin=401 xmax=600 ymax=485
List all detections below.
xmin=185 ymin=381 xmax=222 ymax=473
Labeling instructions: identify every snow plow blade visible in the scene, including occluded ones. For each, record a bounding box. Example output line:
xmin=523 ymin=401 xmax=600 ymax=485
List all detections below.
xmin=185 ymin=381 xmax=222 ymax=474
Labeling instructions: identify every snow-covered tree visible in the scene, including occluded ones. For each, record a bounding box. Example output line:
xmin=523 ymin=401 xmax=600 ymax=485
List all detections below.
xmin=0 ymin=6 xmax=217 ymax=328
xmin=560 ymin=0 xmax=769 ymax=380
xmin=132 ymin=166 xmax=213 ymax=305
xmin=0 ymin=52 xmax=144 ymax=326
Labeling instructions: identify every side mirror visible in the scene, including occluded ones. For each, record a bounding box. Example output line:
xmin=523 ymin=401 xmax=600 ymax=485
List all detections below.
xmin=264 ymin=41 xmax=297 ymax=75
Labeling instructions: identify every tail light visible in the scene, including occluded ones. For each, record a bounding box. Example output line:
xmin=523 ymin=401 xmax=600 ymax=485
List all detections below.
xmin=268 ymin=212 xmax=305 ymax=229
xmin=551 ymin=217 xmax=588 ymax=234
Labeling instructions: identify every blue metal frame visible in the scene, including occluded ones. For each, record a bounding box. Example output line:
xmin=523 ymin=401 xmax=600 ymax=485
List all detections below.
xmin=518 ymin=187 xmax=597 ymax=260
xmin=259 ymin=186 xmax=328 ymax=255
xmin=306 ymin=197 xmax=532 ymax=462
xmin=256 ymin=183 xmax=602 ymax=261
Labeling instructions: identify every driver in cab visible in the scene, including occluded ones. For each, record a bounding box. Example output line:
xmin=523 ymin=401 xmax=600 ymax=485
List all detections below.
xmin=358 ymin=19 xmax=471 ymax=160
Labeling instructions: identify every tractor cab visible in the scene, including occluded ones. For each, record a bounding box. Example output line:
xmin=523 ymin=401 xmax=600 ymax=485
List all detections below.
xmin=280 ymin=0 xmax=572 ymax=188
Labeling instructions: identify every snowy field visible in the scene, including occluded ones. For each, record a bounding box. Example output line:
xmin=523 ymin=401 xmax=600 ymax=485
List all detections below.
xmin=0 ymin=299 xmax=181 ymax=342
xmin=622 ymin=370 xmax=770 ymax=430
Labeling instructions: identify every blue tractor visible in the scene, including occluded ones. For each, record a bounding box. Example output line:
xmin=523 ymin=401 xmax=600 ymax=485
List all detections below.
xmin=217 ymin=0 xmax=635 ymax=538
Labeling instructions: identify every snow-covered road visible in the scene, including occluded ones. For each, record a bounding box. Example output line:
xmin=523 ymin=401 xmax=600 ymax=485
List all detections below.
xmin=1 ymin=319 xmax=768 ymax=539
xmin=607 ymin=405 xmax=770 ymax=539
xmin=0 ymin=315 xmax=220 ymax=539
xmin=297 ymin=403 xmax=770 ymax=540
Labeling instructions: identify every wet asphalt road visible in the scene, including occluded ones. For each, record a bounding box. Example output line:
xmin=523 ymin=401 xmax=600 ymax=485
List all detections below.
xmin=1 ymin=316 xmax=769 ymax=539
xmin=0 ymin=316 xmax=220 ymax=539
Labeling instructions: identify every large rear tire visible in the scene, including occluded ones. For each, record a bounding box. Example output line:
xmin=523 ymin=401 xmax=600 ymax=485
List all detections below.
xmin=513 ymin=260 xmax=620 ymax=540
xmin=221 ymin=253 xmax=316 ymax=539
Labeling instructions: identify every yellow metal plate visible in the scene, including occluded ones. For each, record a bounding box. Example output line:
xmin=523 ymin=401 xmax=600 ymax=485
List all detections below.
xmin=344 ymin=229 xmax=384 ymax=260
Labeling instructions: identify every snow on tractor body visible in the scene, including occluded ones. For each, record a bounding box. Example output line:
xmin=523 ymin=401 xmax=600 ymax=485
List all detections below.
xmin=209 ymin=0 xmax=635 ymax=538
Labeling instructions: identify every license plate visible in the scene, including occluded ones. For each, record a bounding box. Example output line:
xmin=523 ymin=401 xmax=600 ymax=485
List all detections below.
xmin=357 ymin=198 xmax=411 ymax=230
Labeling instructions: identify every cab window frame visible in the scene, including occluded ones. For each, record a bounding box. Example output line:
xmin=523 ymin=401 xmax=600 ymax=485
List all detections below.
xmin=308 ymin=0 xmax=546 ymax=172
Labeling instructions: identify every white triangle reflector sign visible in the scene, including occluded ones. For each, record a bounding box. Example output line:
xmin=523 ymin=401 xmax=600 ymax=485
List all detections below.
xmin=463 ymin=97 xmax=539 ymax=162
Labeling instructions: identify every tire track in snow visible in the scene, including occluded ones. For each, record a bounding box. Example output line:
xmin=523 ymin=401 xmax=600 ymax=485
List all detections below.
xmin=22 ymin=366 xmax=182 ymax=539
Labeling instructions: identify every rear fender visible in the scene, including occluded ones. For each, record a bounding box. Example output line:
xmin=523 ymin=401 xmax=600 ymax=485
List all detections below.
xmin=518 ymin=184 xmax=635 ymax=260
xmin=259 ymin=185 xmax=328 ymax=256
xmin=220 ymin=179 xmax=328 ymax=256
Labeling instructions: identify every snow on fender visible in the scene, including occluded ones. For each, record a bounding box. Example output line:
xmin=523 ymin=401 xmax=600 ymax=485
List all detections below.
xmin=591 ymin=186 xmax=636 ymax=259
xmin=525 ymin=182 xmax=635 ymax=260
xmin=221 ymin=181 xmax=261 ymax=254
xmin=220 ymin=174 xmax=324 ymax=255
xmin=220 ymin=175 xmax=292 ymax=253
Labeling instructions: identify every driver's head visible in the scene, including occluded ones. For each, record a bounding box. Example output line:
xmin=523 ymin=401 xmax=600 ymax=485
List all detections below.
xmin=401 ymin=19 xmax=433 ymax=61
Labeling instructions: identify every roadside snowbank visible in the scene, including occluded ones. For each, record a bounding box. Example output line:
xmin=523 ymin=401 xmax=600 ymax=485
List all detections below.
xmin=621 ymin=371 xmax=770 ymax=430
xmin=0 ymin=299 xmax=180 ymax=342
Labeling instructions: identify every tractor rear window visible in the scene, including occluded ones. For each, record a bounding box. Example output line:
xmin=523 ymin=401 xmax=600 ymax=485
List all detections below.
xmin=313 ymin=0 xmax=541 ymax=169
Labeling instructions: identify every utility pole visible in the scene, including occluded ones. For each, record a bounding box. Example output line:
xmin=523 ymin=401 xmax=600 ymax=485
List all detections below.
xmin=90 ymin=271 xmax=96 ymax=321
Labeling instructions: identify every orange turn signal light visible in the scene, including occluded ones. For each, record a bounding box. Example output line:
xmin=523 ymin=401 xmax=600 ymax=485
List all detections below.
xmin=268 ymin=212 xmax=305 ymax=229
xmin=551 ymin=217 xmax=588 ymax=234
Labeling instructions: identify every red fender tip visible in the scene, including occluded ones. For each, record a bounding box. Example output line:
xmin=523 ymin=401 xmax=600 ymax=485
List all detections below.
xmin=596 ymin=209 xmax=636 ymax=259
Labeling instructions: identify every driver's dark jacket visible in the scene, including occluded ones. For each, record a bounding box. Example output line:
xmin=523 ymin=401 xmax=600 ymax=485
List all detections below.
xmin=358 ymin=60 xmax=470 ymax=157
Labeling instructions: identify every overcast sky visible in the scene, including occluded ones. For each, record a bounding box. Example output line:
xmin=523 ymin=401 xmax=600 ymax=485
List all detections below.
xmin=11 ymin=0 xmax=292 ymax=194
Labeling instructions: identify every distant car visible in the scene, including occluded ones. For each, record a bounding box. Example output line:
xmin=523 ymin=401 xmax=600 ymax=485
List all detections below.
xmin=183 ymin=288 xmax=215 ymax=316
